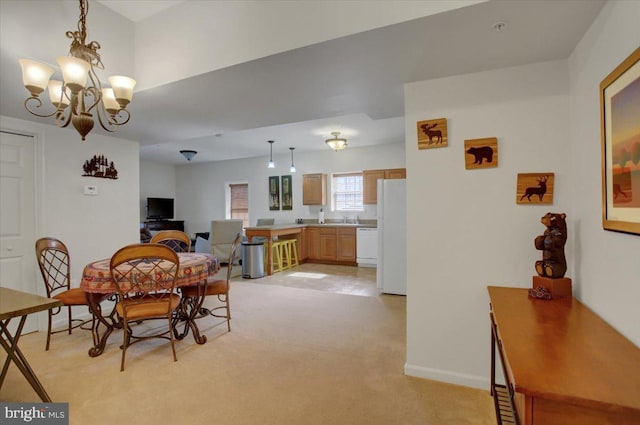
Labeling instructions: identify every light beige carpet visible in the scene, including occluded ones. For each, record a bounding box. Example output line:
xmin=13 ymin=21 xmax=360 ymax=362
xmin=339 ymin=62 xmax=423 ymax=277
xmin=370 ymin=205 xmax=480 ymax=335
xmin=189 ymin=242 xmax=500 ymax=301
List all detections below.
xmin=1 ymin=281 xmax=495 ymax=425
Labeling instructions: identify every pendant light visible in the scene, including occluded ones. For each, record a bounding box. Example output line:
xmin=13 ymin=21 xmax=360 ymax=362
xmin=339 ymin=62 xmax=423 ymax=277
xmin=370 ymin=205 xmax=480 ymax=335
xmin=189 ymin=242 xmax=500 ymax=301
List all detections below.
xmin=289 ymin=147 xmax=296 ymax=173
xmin=267 ymin=140 xmax=275 ymax=168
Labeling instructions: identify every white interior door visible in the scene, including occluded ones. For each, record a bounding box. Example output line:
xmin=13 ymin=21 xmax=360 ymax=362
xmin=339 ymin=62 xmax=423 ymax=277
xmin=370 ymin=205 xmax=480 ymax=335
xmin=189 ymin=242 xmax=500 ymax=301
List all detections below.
xmin=0 ymin=130 xmax=38 ymax=333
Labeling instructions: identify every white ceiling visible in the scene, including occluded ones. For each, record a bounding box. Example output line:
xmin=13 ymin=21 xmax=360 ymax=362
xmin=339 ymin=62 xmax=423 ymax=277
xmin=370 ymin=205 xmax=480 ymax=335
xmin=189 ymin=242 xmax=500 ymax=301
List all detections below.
xmin=98 ymin=1 xmax=186 ymax=23
xmin=0 ymin=0 xmax=605 ymax=165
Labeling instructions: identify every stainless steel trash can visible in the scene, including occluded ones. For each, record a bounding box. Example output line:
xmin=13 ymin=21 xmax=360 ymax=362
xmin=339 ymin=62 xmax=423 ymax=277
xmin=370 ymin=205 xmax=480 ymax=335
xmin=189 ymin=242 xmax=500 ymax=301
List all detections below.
xmin=241 ymin=241 xmax=265 ymax=279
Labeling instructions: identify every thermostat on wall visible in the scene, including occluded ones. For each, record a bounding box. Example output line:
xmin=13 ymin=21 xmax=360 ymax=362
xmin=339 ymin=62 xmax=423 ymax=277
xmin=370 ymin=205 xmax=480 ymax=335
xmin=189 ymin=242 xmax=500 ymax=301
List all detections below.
xmin=84 ymin=185 xmax=98 ymax=196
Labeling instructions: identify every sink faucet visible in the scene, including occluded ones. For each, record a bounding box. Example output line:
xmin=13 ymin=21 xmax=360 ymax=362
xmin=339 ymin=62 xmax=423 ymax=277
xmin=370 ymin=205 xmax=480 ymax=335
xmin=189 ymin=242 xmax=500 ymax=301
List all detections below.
xmin=356 ymin=215 xmax=360 ymax=224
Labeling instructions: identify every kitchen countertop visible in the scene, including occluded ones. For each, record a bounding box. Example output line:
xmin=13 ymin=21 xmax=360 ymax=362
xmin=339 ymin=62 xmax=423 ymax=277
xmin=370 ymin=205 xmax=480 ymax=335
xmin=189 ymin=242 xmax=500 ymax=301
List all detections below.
xmin=245 ymin=222 xmax=376 ymax=230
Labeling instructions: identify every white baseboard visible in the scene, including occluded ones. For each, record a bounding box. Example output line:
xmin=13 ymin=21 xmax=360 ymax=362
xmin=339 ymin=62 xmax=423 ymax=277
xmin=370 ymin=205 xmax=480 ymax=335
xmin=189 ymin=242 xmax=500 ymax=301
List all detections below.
xmin=404 ymin=363 xmax=489 ymax=390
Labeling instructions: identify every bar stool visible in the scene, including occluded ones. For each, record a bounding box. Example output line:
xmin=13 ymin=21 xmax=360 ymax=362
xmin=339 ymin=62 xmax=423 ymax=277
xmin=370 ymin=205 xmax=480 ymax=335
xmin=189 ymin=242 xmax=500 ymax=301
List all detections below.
xmin=267 ymin=241 xmax=284 ymax=273
xmin=282 ymin=239 xmax=299 ymax=270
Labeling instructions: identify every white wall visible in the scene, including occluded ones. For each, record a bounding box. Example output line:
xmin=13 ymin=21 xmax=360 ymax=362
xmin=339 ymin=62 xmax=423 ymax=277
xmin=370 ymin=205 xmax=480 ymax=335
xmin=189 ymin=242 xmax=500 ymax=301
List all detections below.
xmin=140 ymin=160 xmax=176 ymax=222
xmin=567 ymin=0 xmax=640 ymax=345
xmin=173 ymin=143 xmax=405 ymax=235
xmin=1 ymin=116 xmax=140 ymax=291
xmin=404 ymin=0 xmax=640 ymax=390
xmin=404 ymin=60 xmax=572 ymax=388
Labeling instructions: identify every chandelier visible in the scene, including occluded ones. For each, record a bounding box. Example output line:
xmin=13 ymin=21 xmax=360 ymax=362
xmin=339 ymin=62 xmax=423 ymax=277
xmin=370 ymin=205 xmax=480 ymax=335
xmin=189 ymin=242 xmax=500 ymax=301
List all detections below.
xmin=19 ymin=0 xmax=136 ymax=141
xmin=326 ymin=132 xmax=347 ymax=151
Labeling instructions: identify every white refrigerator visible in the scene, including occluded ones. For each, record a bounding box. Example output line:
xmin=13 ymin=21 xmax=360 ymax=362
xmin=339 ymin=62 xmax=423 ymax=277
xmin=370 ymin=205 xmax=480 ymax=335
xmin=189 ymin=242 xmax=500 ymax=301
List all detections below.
xmin=376 ymin=179 xmax=407 ymax=295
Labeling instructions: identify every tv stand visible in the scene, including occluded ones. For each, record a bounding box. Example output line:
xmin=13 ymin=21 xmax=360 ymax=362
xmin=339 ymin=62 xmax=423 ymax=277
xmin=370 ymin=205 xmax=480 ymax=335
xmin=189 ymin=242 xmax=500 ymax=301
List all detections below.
xmin=144 ymin=220 xmax=184 ymax=232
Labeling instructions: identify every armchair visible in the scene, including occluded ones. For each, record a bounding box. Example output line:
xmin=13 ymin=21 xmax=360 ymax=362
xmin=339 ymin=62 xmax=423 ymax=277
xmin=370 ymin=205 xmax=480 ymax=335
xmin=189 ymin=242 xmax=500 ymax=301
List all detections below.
xmin=211 ymin=220 xmax=243 ymax=263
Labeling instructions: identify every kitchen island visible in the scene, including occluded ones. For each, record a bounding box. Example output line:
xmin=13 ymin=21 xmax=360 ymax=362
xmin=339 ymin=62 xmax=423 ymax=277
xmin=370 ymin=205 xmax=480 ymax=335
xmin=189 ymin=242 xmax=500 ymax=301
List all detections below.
xmin=245 ymin=224 xmax=306 ymax=275
xmin=245 ymin=223 xmax=374 ymax=275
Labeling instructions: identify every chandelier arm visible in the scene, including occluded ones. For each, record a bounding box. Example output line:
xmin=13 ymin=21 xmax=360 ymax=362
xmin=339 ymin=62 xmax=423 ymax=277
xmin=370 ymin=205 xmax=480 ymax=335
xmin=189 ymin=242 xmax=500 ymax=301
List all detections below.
xmin=83 ymin=85 xmax=101 ymax=114
xmin=95 ymin=110 xmax=117 ymax=133
xmin=113 ymin=108 xmax=131 ymax=126
xmin=24 ymin=97 xmax=58 ymax=118
xmin=54 ymin=105 xmax=73 ymax=129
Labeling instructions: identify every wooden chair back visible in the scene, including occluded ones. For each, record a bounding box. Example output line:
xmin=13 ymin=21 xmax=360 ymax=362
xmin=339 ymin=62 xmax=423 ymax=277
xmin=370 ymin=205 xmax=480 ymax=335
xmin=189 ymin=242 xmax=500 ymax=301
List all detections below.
xmin=223 ymin=233 xmax=242 ymax=283
xmin=35 ymin=237 xmax=71 ymax=297
xmin=150 ymin=230 xmax=191 ymax=252
xmin=109 ymin=244 xmax=180 ymax=314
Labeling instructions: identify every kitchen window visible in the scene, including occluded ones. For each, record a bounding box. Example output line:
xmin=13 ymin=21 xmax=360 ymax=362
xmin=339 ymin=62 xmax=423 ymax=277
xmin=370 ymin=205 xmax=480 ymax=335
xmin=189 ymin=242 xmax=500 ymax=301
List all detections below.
xmin=332 ymin=172 xmax=363 ymax=211
xmin=229 ymin=183 xmax=249 ymax=227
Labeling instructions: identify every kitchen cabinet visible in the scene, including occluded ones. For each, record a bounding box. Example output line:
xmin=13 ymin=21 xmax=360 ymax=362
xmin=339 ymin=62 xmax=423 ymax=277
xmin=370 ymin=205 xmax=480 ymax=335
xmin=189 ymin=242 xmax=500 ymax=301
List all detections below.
xmin=302 ymin=173 xmax=327 ymax=205
xmin=306 ymin=226 xmax=356 ymax=265
xmin=318 ymin=228 xmax=337 ymax=261
xmin=306 ymin=227 xmax=319 ymax=259
xmin=336 ymin=228 xmax=356 ymax=262
xmin=362 ymin=168 xmax=406 ymax=204
xmin=298 ymin=227 xmax=308 ymax=261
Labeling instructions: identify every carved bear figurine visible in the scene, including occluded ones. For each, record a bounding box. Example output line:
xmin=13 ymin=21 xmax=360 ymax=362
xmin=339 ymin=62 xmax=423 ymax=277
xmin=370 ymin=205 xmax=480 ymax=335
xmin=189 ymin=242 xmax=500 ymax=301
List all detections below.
xmin=534 ymin=212 xmax=567 ymax=278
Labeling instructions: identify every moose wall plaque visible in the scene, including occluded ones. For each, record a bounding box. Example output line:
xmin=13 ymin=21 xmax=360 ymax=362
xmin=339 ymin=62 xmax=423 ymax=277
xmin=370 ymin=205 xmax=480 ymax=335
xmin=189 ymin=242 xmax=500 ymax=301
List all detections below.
xmin=417 ymin=118 xmax=448 ymax=149
xmin=516 ymin=173 xmax=555 ymax=205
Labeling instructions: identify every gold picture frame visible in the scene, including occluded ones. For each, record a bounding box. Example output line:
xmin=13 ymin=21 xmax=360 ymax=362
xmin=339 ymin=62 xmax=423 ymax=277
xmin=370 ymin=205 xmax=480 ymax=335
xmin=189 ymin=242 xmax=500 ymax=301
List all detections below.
xmin=600 ymin=47 xmax=640 ymax=235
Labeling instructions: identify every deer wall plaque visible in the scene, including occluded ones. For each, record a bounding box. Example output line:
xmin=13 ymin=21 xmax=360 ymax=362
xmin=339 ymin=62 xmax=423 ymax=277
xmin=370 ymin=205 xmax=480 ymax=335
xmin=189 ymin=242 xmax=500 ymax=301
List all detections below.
xmin=516 ymin=173 xmax=554 ymax=204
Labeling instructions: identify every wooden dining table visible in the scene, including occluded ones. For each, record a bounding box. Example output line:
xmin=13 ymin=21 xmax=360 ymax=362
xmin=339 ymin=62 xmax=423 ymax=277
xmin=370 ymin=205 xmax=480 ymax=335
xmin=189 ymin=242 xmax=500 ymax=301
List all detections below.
xmin=80 ymin=252 xmax=219 ymax=356
xmin=1 ymin=287 xmax=63 ymax=402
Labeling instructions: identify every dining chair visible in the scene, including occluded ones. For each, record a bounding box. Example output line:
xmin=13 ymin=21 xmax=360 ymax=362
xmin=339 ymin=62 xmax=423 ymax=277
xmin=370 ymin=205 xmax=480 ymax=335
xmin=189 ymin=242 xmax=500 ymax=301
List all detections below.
xmin=181 ymin=233 xmax=241 ymax=332
xmin=35 ymin=237 xmax=93 ymax=351
xmin=109 ymin=243 xmax=181 ymax=371
xmin=150 ymin=229 xmax=191 ymax=252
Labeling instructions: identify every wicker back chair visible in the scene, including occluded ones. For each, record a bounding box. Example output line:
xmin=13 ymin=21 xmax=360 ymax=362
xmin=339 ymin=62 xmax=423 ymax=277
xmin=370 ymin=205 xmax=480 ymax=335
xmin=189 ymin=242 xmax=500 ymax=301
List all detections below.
xmin=181 ymin=233 xmax=241 ymax=334
xmin=35 ymin=237 xmax=92 ymax=351
xmin=150 ymin=230 xmax=191 ymax=252
xmin=109 ymin=243 xmax=181 ymax=371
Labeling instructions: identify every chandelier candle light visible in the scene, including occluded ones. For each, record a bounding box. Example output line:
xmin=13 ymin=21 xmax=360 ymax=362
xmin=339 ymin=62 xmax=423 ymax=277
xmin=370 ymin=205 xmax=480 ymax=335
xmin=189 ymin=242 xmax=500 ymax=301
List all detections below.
xmin=19 ymin=0 xmax=136 ymax=141
xmin=326 ymin=132 xmax=347 ymax=151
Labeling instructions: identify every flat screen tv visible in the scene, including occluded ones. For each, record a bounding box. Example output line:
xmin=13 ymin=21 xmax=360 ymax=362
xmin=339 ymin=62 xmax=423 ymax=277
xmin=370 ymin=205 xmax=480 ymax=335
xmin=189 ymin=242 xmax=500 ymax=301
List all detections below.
xmin=146 ymin=197 xmax=174 ymax=220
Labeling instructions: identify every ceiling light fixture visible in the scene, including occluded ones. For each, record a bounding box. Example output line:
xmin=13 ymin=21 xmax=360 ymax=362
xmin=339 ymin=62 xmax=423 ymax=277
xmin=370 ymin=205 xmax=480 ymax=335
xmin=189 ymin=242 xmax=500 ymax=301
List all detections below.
xmin=289 ymin=147 xmax=296 ymax=173
xmin=326 ymin=131 xmax=347 ymax=151
xmin=267 ymin=140 xmax=275 ymax=168
xmin=19 ymin=0 xmax=136 ymax=141
xmin=180 ymin=150 xmax=197 ymax=161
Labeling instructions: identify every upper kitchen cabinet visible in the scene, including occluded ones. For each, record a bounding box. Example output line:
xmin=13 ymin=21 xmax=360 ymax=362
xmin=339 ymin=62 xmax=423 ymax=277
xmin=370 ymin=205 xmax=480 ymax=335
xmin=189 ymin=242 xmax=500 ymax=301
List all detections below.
xmin=363 ymin=168 xmax=406 ymax=204
xmin=302 ymin=173 xmax=327 ymax=205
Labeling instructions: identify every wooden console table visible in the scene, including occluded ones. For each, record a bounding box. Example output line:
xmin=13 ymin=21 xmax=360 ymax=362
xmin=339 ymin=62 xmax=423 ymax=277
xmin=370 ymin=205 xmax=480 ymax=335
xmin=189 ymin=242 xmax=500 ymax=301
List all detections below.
xmin=488 ymin=286 xmax=640 ymax=425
